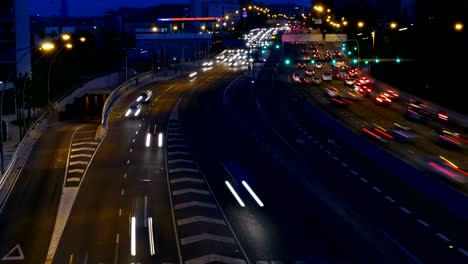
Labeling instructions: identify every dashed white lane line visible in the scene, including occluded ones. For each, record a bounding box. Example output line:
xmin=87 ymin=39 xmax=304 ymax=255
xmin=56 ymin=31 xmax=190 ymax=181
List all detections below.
xmin=350 ymin=170 xmax=358 ymax=175
xmin=333 ymin=156 xmax=339 ymax=160
xmin=341 ymin=162 xmax=348 ymax=167
xmin=319 ymin=145 xmax=324 ymax=149
xmin=124 ymin=173 xmax=127 ymax=179
xmin=129 ymin=148 xmax=133 ymax=152
xmin=135 ymin=131 xmax=138 ymax=134
xmin=313 ymin=140 xmax=318 ymax=144
xmin=121 ymin=189 xmax=124 ymax=196
xmin=132 ymin=139 xmax=135 ymax=143
xmin=371 ymin=186 xmax=382 ymax=193
xmin=385 ymin=196 xmax=396 ymax=203
xmin=458 ymin=248 xmax=468 ymax=257
xmin=360 ymin=178 xmax=368 ymax=183
xmin=326 ymin=151 xmax=331 ymax=155
xmin=436 ymin=233 xmax=451 ymax=242
xmin=400 ymin=207 xmax=412 ymax=214
xmin=417 ymin=219 xmax=430 ymax=227
xmin=127 ymin=160 xmax=130 ymax=165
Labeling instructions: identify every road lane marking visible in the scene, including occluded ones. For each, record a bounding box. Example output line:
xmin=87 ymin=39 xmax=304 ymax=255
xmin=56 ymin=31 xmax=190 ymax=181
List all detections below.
xmin=168 ymin=138 xmax=184 ymax=142
xmin=416 ymin=219 xmax=430 ymax=227
xmin=121 ymin=189 xmax=125 ymax=196
xmin=185 ymin=254 xmax=246 ymax=264
xmin=129 ymin=148 xmax=132 ymax=152
xmin=131 ymin=217 xmax=136 ymax=256
xmin=148 ymin=217 xmax=156 ymax=256
xmin=180 ymin=233 xmax=235 ymax=245
xmin=66 ymin=177 xmax=81 ymax=183
xmin=168 ymin=151 xmax=191 ymax=155
xmin=71 ymin=147 xmax=95 ymax=152
xmin=350 ymin=170 xmax=358 ymax=175
xmin=68 ymin=169 xmax=84 ymax=174
xmin=127 ymin=160 xmax=130 ymax=165
xmin=385 ymin=196 xmax=396 ymax=203
xmin=360 ymin=178 xmax=368 ymax=183
xmin=1 ymin=244 xmax=24 ymax=260
xmin=436 ymin=233 xmax=451 ymax=242
xmin=114 ymin=233 xmax=119 ymax=264
xmin=371 ymin=186 xmax=382 ymax=193
xmin=168 ymin=159 xmax=194 ymax=164
xmin=170 ymin=177 xmax=203 ymax=184
xmin=169 ymin=168 xmax=199 ymax=173
xmin=400 ymin=207 xmax=412 ymax=214
xmin=168 ymin=132 xmax=184 ymax=136
xmin=71 ymin=142 xmax=99 ymax=146
xmin=458 ymin=248 xmax=468 ymax=257
xmin=177 ymin=216 xmax=226 ymax=226
xmin=172 ymin=188 xmax=209 ymax=196
xmin=341 ymin=162 xmax=348 ymax=168
xmin=70 ymin=154 xmax=92 ymax=158
xmin=174 ymin=201 xmax=217 ymax=210
xmin=168 ymin=144 xmax=187 ymax=148
xmin=69 ymin=161 xmax=88 ymax=166
xmin=242 ymin=180 xmax=264 ymax=207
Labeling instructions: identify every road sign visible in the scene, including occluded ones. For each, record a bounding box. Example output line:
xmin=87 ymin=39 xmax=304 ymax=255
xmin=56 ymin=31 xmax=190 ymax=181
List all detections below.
xmin=2 ymin=244 xmax=24 ymax=261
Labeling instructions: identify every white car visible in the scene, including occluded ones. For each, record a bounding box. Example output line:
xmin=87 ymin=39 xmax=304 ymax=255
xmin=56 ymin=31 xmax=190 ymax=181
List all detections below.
xmin=322 ymin=71 xmax=332 ymax=81
xmin=125 ymin=103 xmax=142 ymax=117
xmin=315 ymin=62 xmax=323 ymax=69
xmin=137 ymin=90 xmax=152 ymax=103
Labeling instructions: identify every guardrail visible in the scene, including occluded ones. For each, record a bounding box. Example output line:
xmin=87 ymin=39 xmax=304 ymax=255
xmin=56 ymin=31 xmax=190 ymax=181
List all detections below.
xmin=0 ymin=110 xmax=49 ymax=211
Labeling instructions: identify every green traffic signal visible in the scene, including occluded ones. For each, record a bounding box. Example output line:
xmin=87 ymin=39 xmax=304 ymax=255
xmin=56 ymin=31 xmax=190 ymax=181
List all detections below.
xmin=364 ymin=60 xmax=369 ymax=64
xmin=332 ymin=59 xmax=336 ymax=63
xmin=341 ymin=47 xmax=346 ymax=51
xmin=354 ymin=47 xmax=357 ymax=50
xmin=261 ymin=50 xmax=266 ymax=54
xmin=353 ymin=59 xmax=358 ymax=64
xmin=375 ymin=58 xmax=380 ymax=63
xmin=347 ymin=51 xmax=351 ymax=55
xmin=396 ymin=57 xmax=401 ymax=63
xmin=311 ymin=59 xmax=315 ymax=64
xmin=285 ymin=59 xmax=291 ymax=65
xmin=275 ymin=44 xmax=280 ymax=49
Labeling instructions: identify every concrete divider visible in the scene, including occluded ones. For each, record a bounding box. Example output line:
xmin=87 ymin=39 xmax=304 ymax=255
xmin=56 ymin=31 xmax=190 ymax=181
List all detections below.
xmin=300 ymin=100 xmax=468 ymax=219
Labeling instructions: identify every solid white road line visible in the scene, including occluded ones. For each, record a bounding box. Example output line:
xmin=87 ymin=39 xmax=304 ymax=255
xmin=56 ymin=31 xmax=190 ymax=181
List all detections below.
xmin=131 ymin=217 xmax=136 ymax=256
xmin=148 ymin=217 xmax=156 ymax=256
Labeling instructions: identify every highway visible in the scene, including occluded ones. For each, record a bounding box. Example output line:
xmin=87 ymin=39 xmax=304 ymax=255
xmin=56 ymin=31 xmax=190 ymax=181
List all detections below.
xmin=1 ymin=34 xmax=467 ymax=264
xmin=247 ymin=41 xmax=468 ymax=263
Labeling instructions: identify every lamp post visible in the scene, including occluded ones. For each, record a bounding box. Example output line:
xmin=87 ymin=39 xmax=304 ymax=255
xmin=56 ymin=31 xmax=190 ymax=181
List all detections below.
xmin=47 ymin=43 xmax=72 ymax=105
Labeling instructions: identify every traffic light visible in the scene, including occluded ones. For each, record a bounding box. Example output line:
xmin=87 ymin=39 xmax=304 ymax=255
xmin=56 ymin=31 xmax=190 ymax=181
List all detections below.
xmin=310 ymin=59 xmax=315 ymax=64
xmin=364 ymin=60 xmax=369 ymax=64
xmin=275 ymin=44 xmax=280 ymax=49
xmin=332 ymin=59 xmax=336 ymax=64
xmin=347 ymin=51 xmax=351 ymax=55
xmin=353 ymin=59 xmax=358 ymax=64
xmin=375 ymin=57 xmax=380 ymax=63
xmin=354 ymin=47 xmax=357 ymax=50
xmin=341 ymin=46 xmax=346 ymax=51
xmin=396 ymin=57 xmax=401 ymax=63
xmin=261 ymin=50 xmax=266 ymax=54
xmin=285 ymin=59 xmax=291 ymax=65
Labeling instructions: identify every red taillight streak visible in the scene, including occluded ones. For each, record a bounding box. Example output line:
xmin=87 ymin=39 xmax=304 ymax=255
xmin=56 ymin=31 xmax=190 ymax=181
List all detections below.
xmin=439 ymin=135 xmax=462 ymax=145
xmin=375 ymin=128 xmax=394 ymax=139
xmin=443 ymin=162 xmax=468 ymax=176
xmin=331 ymin=98 xmax=344 ymax=104
xmin=428 ymin=162 xmax=458 ymax=178
xmin=362 ymin=128 xmax=381 ymax=139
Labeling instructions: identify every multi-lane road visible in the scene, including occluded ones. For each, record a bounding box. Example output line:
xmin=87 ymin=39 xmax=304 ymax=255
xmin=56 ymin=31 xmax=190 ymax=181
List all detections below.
xmin=0 ymin=34 xmax=467 ymax=264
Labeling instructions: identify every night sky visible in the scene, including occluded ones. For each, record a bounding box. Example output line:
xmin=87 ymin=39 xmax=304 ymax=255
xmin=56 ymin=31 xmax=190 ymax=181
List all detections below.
xmin=29 ymin=0 xmax=312 ymax=17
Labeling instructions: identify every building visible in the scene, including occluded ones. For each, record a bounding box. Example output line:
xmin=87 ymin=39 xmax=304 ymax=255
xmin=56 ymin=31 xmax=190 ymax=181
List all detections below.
xmin=0 ymin=0 xmax=31 ymax=84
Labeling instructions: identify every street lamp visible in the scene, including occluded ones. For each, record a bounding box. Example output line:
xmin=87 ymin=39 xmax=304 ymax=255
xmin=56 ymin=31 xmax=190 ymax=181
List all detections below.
xmin=47 ymin=43 xmax=72 ymax=104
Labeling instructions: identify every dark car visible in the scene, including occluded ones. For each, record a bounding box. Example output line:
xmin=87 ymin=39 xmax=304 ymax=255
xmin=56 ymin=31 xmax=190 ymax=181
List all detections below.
xmin=361 ymin=123 xmax=394 ymax=146
xmin=390 ymin=123 xmax=416 ymax=143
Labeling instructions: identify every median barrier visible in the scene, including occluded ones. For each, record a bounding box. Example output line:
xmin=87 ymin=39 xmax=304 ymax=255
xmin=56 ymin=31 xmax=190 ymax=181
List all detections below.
xmin=300 ymin=100 xmax=468 ymax=219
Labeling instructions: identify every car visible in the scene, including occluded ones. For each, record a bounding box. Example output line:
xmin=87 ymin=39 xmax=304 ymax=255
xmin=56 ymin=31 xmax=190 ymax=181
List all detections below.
xmin=344 ymin=77 xmax=355 ymax=86
xmin=361 ymin=123 xmax=394 ymax=146
xmin=354 ymin=83 xmax=372 ymax=97
xmin=390 ymin=123 xmax=416 ymax=143
xmin=347 ymin=69 xmax=358 ymax=77
xmin=383 ymin=90 xmax=399 ymax=101
xmin=297 ymin=63 xmax=307 ymax=69
xmin=322 ymin=71 xmax=332 ymax=81
xmin=311 ymin=75 xmax=323 ymax=85
xmin=374 ymin=93 xmax=392 ymax=106
xmin=292 ymin=73 xmax=302 ymax=83
xmin=125 ymin=103 xmax=142 ymax=117
xmin=405 ymin=100 xmax=432 ymax=121
xmin=433 ymin=127 xmax=468 ymax=149
xmin=356 ymin=76 xmax=371 ymax=85
xmin=315 ymin=62 xmax=323 ymax=69
xmin=137 ymin=90 xmax=152 ymax=103
xmin=424 ymin=156 xmax=468 ymax=185
xmin=325 ymin=87 xmax=352 ymax=105
xmin=333 ymin=50 xmax=341 ymax=58
xmin=305 ymin=69 xmax=316 ymax=76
